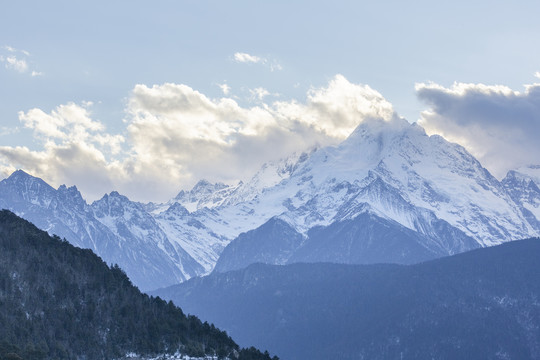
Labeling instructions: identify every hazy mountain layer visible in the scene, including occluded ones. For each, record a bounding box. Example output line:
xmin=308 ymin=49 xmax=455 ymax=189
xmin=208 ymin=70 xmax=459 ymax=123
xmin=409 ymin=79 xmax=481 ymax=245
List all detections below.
xmin=154 ymin=238 xmax=540 ymax=360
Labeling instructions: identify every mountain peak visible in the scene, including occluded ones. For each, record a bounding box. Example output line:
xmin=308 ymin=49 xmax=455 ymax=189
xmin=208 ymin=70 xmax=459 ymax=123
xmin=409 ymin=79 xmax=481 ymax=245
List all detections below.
xmin=192 ymin=179 xmax=228 ymax=192
xmin=5 ymin=169 xmax=41 ymax=183
xmin=344 ymin=117 xmax=424 ymax=144
xmin=506 ymin=165 xmax=540 ymax=186
xmin=55 ymin=184 xmax=87 ymax=208
xmin=9 ymin=168 xmax=30 ymax=177
xmin=193 ymin=178 xmax=212 ymax=188
xmin=165 ymin=201 xmax=189 ymax=216
xmin=1 ymin=170 xmax=57 ymax=201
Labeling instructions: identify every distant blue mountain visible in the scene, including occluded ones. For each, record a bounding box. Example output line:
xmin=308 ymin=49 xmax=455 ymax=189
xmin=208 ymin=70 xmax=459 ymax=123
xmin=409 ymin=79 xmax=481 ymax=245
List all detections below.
xmin=154 ymin=238 xmax=540 ymax=360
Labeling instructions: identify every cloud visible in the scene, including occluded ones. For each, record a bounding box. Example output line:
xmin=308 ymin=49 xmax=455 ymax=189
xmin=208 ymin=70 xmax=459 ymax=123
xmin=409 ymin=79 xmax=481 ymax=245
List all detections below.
xmin=1 ymin=45 xmax=42 ymax=76
xmin=233 ymin=52 xmax=262 ymax=64
xmin=18 ymin=102 xmax=122 ymax=149
xmin=218 ymin=83 xmax=231 ymax=95
xmin=274 ymin=74 xmax=395 ymax=138
xmin=0 ymin=75 xmax=395 ymax=202
xmin=125 ymin=82 xmax=327 ymax=188
xmin=0 ymin=102 xmax=126 ymax=200
xmin=416 ymin=78 xmax=540 ymax=178
xmin=233 ymin=52 xmax=282 ymax=72
xmin=1 ymin=55 xmax=28 ymax=73
xmin=126 ymin=75 xmax=395 ymax=183
xmin=250 ymin=87 xmax=271 ymax=100
xmin=4 ymin=45 xmax=29 ymax=56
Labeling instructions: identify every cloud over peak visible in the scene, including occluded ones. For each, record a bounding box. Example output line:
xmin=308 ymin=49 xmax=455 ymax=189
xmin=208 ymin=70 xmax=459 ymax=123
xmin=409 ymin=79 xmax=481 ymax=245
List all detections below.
xmin=2 ymin=73 xmax=537 ymax=202
xmin=417 ymin=78 xmax=540 ymax=178
xmin=125 ymin=75 xmax=391 ymax=188
xmin=0 ymin=75 xmax=394 ymax=202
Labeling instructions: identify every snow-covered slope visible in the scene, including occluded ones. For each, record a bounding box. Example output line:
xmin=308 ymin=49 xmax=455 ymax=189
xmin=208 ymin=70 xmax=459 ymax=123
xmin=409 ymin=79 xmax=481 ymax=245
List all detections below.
xmin=164 ymin=118 xmax=538 ymax=272
xmin=176 ymin=118 xmax=533 ymax=242
xmin=152 ymin=203 xmax=230 ymax=273
xmin=285 ymin=118 xmax=532 ymax=245
xmin=149 ymin=151 xmax=316 ymax=273
xmin=91 ymin=191 xmax=203 ymax=284
xmin=502 ymin=166 xmax=540 ymax=232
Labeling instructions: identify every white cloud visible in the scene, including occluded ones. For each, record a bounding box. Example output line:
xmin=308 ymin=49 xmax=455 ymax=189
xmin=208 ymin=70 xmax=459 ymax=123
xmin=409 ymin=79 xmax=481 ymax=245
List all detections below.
xmin=2 ymin=55 xmax=28 ymax=73
xmin=19 ymin=102 xmax=105 ymax=140
xmin=233 ymin=52 xmax=282 ymax=71
xmin=416 ymin=79 xmax=540 ymax=178
xmin=274 ymin=74 xmax=395 ymax=138
xmin=535 ymin=71 xmax=540 ymax=80
xmin=1 ymin=45 xmax=42 ymax=76
xmin=250 ymin=87 xmax=270 ymax=100
xmin=4 ymin=46 xmax=30 ymax=56
xmin=218 ymin=83 xmax=231 ymax=95
xmin=0 ymin=75 xmax=394 ymax=202
xmin=0 ymin=102 xmax=126 ymax=200
xmin=124 ymin=75 xmax=395 ymax=195
xmin=233 ymin=52 xmax=262 ymax=64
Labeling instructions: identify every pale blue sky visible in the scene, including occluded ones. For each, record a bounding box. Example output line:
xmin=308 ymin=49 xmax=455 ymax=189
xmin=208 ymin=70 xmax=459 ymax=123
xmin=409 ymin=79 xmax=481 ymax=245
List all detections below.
xmin=1 ymin=0 xmax=539 ymax=201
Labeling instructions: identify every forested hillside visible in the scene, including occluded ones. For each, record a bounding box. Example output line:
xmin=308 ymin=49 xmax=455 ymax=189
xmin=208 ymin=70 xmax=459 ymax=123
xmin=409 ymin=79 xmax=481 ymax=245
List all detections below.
xmin=0 ymin=210 xmax=277 ymax=360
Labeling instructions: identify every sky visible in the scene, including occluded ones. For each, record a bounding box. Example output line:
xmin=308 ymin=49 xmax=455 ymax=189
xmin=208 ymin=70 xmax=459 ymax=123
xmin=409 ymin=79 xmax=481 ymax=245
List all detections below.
xmin=0 ymin=0 xmax=539 ymax=202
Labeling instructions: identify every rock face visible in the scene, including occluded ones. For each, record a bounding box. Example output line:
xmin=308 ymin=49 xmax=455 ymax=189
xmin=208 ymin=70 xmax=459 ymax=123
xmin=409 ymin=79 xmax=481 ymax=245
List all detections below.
xmin=1 ymin=118 xmax=539 ymax=289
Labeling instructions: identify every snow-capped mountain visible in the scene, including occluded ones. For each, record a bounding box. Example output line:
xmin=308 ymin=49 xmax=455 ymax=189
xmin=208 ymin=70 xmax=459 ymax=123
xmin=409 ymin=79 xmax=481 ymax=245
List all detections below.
xmin=1 ymin=117 xmax=539 ymax=288
xmin=90 ymin=191 xmax=203 ymax=285
xmin=502 ymin=165 xmax=540 ymax=232
xmin=147 ymin=151 xmax=316 ymax=274
xmin=0 ymin=171 xmax=202 ymax=291
xmin=288 ymin=118 xmax=532 ymax=243
xmin=182 ymin=118 xmax=539 ymax=272
xmin=165 ymin=119 xmax=536 ymax=246
xmin=149 ymin=117 xmax=540 ymax=274
xmin=152 ymin=202 xmax=230 ymax=274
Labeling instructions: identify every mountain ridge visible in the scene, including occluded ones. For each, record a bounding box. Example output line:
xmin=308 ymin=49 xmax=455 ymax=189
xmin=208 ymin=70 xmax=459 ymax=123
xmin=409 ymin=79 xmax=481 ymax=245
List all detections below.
xmin=1 ymin=118 xmax=539 ymax=290
xmin=0 ymin=170 xmax=201 ymax=291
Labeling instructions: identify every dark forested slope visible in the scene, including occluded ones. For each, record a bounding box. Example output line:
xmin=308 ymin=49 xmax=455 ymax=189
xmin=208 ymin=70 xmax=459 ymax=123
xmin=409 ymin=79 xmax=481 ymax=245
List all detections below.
xmin=0 ymin=210 xmax=277 ymax=360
